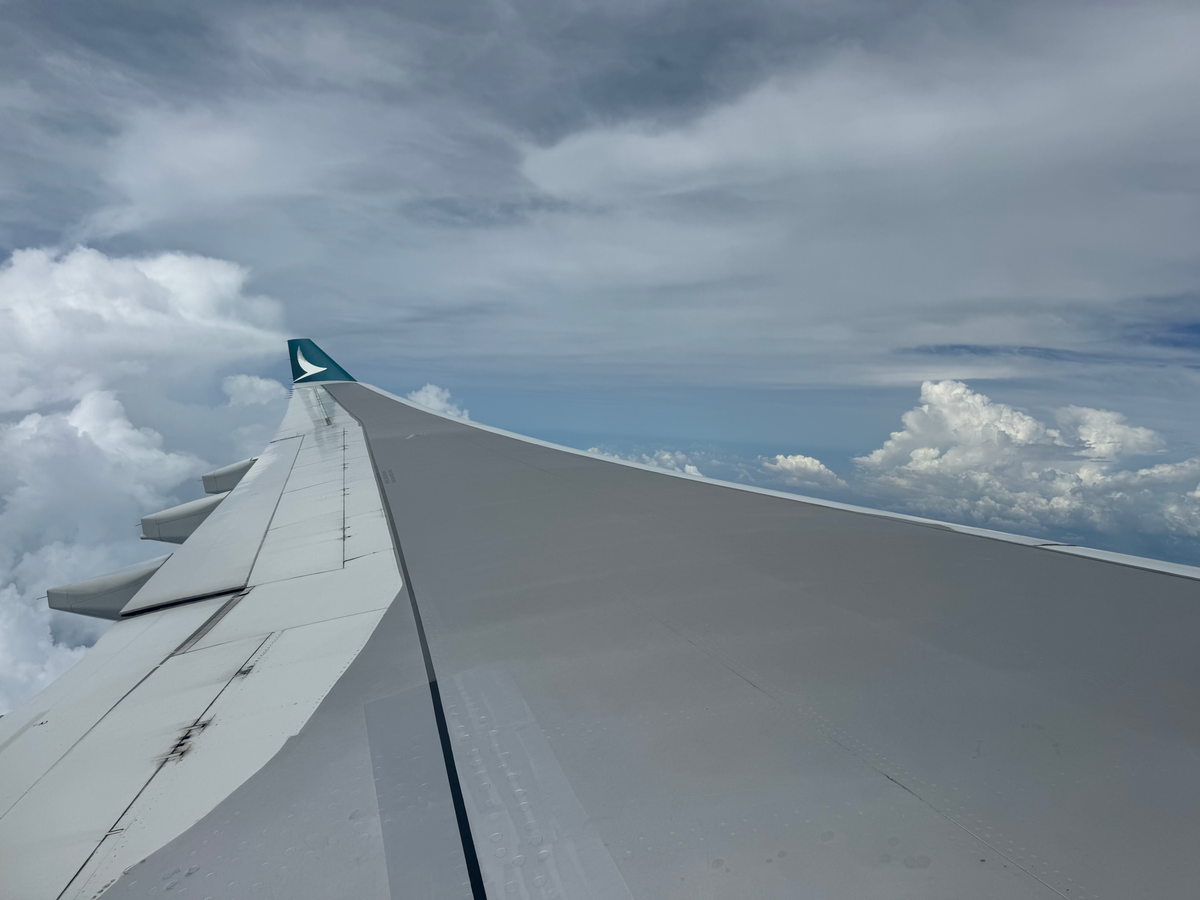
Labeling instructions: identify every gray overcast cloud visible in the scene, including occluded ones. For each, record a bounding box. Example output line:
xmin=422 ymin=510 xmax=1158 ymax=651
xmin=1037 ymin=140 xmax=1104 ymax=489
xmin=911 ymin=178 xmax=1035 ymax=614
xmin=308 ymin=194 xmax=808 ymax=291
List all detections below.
xmin=4 ymin=0 xmax=1199 ymax=390
xmin=3 ymin=0 xmax=1200 ymax=710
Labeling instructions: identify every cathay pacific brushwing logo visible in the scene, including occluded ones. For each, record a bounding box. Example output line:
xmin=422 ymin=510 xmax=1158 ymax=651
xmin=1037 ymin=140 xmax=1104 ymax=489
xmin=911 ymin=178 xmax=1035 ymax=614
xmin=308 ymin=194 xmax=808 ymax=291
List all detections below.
xmin=294 ymin=346 xmax=328 ymax=381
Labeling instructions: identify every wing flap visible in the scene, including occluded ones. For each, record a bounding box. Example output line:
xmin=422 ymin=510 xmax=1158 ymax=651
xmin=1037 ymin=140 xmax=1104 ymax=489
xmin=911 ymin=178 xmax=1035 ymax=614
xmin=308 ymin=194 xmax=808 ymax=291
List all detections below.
xmin=123 ymin=435 xmax=302 ymax=614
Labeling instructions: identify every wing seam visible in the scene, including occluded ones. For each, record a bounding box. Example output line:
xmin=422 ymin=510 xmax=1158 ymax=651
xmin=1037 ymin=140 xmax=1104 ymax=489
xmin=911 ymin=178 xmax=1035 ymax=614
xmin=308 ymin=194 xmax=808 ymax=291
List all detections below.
xmin=322 ymin=386 xmax=488 ymax=900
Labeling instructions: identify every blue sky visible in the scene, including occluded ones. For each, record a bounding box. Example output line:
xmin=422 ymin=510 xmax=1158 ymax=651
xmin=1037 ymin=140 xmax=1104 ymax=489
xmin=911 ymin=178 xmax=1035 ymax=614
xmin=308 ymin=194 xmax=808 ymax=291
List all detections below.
xmin=2 ymin=0 xmax=1200 ymax=710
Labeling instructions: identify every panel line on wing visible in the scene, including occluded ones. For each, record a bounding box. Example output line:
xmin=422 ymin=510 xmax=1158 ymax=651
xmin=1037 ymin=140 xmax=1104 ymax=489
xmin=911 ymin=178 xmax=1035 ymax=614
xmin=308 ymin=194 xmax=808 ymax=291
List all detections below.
xmin=328 ymin=386 xmax=489 ymax=900
xmin=0 ymin=600 xmax=229 ymax=825
xmin=169 ymin=591 xmax=247 ymax=656
xmin=55 ymin=632 xmax=276 ymax=900
xmin=444 ymin=667 xmax=636 ymax=900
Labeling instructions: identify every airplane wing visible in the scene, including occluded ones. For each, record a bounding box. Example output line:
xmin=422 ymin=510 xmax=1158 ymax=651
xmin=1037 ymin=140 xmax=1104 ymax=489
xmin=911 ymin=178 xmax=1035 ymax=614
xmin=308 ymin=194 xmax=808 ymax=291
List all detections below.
xmin=2 ymin=339 xmax=1197 ymax=900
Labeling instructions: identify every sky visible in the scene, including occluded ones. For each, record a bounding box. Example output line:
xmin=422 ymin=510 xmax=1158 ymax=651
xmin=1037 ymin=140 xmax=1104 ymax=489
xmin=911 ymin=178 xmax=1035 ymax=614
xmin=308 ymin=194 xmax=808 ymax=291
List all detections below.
xmin=2 ymin=0 xmax=1200 ymax=712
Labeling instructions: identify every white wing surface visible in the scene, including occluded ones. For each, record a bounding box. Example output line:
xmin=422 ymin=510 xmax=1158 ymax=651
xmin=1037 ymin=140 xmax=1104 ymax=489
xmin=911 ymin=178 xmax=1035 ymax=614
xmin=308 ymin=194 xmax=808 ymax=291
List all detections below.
xmin=0 ymin=373 xmax=415 ymax=899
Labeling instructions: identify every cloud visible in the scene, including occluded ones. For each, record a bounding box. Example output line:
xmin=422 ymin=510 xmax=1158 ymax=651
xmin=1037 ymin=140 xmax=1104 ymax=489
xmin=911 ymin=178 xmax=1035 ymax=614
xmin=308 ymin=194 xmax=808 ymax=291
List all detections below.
xmin=93 ymin=102 xmax=369 ymax=235
xmin=579 ymin=381 xmax=1200 ymax=564
xmin=223 ymin=374 xmax=289 ymax=406
xmin=0 ymin=246 xmax=283 ymax=412
xmin=524 ymin=4 xmax=1200 ymax=207
xmin=856 ymin=380 xmax=1064 ymax=475
xmin=0 ymin=245 xmax=289 ymax=714
xmin=761 ymin=454 xmax=847 ymax=489
xmin=589 ymin=444 xmax=852 ymax=496
xmin=1057 ymin=406 xmax=1162 ymax=460
xmin=854 ymin=381 xmax=1200 ymax=549
xmin=0 ymin=391 xmax=207 ymax=713
xmin=407 ymin=383 xmax=469 ymax=420
xmin=589 ymin=447 xmax=704 ymax=478
xmin=5 ymin=0 xmax=1200 ymax=395
xmin=231 ymin=10 xmax=412 ymax=90
xmin=500 ymin=1 xmax=1200 ymax=385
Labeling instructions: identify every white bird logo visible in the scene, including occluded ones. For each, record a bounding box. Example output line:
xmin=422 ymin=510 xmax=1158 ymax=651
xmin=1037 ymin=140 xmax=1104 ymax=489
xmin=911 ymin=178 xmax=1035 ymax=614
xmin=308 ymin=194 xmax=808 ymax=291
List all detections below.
xmin=295 ymin=346 xmax=328 ymax=381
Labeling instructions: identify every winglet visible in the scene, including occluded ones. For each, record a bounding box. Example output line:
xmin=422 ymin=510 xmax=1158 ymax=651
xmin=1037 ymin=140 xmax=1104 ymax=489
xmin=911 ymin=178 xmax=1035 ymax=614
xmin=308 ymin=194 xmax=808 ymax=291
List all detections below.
xmin=287 ymin=338 xmax=356 ymax=384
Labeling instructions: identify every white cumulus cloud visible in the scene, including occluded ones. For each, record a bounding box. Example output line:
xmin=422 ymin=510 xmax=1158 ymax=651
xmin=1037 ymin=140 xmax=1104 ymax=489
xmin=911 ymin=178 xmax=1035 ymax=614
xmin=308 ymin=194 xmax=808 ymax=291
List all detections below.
xmin=0 ymin=246 xmax=283 ymax=412
xmin=0 ymin=391 xmax=207 ymax=712
xmin=406 ymin=383 xmax=469 ymax=420
xmin=761 ymin=454 xmax=847 ymax=489
xmin=854 ymin=380 xmax=1200 ymax=545
xmin=1057 ymin=406 xmax=1162 ymax=461
xmin=0 ymin=245 xmax=288 ymax=714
